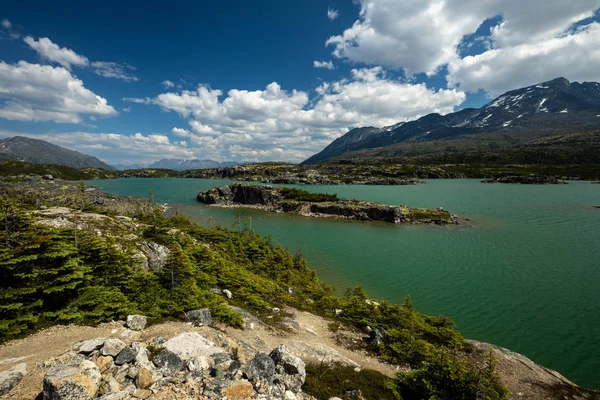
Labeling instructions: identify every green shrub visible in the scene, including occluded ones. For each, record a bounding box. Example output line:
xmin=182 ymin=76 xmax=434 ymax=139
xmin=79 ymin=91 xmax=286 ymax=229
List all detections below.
xmin=280 ymin=187 xmax=339 ymax=202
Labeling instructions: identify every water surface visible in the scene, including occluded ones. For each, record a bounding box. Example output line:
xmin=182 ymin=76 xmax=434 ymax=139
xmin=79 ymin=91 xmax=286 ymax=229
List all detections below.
xmin=89 ymin=178 xmax=600 ymax=388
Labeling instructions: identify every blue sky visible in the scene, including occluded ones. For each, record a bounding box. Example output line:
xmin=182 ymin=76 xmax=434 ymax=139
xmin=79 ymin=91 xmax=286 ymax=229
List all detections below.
xmin=0 ymin=0 xmax=599 ymax=165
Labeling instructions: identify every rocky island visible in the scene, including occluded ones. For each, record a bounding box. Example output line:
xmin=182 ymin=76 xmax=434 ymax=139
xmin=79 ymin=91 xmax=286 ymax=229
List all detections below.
xmin=481 ymin=174 xmax=568 ymax=184
xmin=198 ymin=184 xmax=457 ymax=225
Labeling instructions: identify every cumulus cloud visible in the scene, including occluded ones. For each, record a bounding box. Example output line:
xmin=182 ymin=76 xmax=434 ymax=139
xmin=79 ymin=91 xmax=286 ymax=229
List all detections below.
xmin=0 ymin=61 xmax=117 ymax=124
xmin=448 ymin=22 xmax=600 ymax=96
xmin=0 ymin=130 xmax=194 ymax=165
xmin=313 ymin=60 xmax=335 ymax=70
xmin=162 ymin=80 xmax=175 ymax=89
xmin=91 ymin=61 xmax=138 ymax=82
xmin=127 ymin=67 xmax=465 ymax=162
xmin=327 ymin=0 xmax=599 ymax=89
xmin=24 ymin=36 xmax=89 ymax=70
xmin=327 ymin=8 xmax=339 ymax=21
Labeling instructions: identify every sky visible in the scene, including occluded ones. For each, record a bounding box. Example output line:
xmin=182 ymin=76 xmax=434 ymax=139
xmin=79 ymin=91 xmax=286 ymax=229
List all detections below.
xmin=0 ymin=0 xmax=599 ymax=166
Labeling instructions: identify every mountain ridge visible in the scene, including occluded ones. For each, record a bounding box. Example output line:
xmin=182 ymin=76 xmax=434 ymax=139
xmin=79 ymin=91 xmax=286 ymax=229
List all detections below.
xmin=0 ymin=136 xmax=115 ymax=170
xmin=303 ymin=77 xmax=600 ymax=164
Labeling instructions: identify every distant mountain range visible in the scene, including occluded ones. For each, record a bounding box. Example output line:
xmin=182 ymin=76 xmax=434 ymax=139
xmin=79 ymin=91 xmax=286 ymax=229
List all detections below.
xmin=147 ymin=159 xmax=238 ymax=171
xmin=304 ymin=77 xmax=600 ymax=164
xmin=0 ymin=136 xmax=115 ymax=170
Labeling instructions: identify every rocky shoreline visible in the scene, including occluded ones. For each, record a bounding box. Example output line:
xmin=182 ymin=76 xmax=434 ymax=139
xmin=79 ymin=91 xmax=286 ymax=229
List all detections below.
xmin=482 ymin=174 xmax=568 ymax=184
xmin=198 ymin=184 xmax=457 ymax=225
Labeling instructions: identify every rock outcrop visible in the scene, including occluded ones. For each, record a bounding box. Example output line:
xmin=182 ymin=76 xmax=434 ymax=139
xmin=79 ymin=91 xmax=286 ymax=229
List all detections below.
xmin=198 ymin=184 xmax=457 ymax=225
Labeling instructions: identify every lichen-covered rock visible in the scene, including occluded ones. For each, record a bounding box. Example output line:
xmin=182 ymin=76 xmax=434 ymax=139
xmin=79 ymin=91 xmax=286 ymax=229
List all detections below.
xmin=153 ymin=350 xmax=184 ymax=375
xmin=138 ymin=242 xmax=170 ymax=271
xmin=270 ymin=345 xmax=306 ymax=392
xmin=245 ymin=352 xmax=276 ymax=381
xmin=185 ymin=308 xmax=213 ymax=326
xmin=126 ymin=315 xmax=147 ymax=331
xmin=135 ymin=367 xmax=155 ymax=390
xmin=101 ymin=339 xmax=126 ymax=357
xmin=96 ymin=390 xmax=130 ymax=400
xmin=43 ymin=359 xmax=101 ymax=400
xmin=0 ymin=363 xmax=27 ymax=397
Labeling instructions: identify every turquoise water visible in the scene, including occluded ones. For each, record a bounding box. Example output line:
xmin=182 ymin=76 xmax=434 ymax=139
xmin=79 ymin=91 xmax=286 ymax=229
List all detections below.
xmin=89 ymin=178 xmax=600 ymax=388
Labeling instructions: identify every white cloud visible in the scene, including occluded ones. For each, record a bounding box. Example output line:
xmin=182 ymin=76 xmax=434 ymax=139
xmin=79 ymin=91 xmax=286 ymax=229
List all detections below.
xmin=129 ymin=68 xmax=464 ymax=162
xmin=91 ymin=61 xmax=138 ymax=82
xmin=0 ymin=130 xmax=194 ymax=165
xmin=23 ymin=36 xmax=89 ymax=70
xmin=327 ymin=7 xmax=339 ymax=21
xmin=1 ymin=19 xmax=11 ymax=29
xmin=326 ymin=0 xmax=599 ymax=83
xmin=448 ymin=22 xmax=600 ymax=96
xmin=0 ymin=61 xmax=117 ymax=124
xmin=313 ymin=60 xmax=335 ymax=70
xmin=162 ymin=80 xmax=175 ymax=89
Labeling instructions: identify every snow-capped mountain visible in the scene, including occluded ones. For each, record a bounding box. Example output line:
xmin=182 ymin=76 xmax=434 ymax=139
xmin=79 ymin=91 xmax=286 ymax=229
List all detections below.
xmin=304 ymin=77 xmax=600 ymax=164
xmin=148 ymin=158 xmax=237 ymax=171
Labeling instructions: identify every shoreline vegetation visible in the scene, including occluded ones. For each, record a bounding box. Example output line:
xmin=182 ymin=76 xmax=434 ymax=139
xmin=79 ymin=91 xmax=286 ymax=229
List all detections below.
xmin=0 ymin=176 xmax=598 ymax=399
xmin=198 ymin=184 xmax=457 ymax=225
xmin=3 ymin=159 xmax=600 ymax=184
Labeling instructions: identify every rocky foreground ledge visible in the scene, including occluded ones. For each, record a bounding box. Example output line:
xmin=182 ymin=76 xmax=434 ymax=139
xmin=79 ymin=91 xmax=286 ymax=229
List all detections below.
xmin=198 ymin=184 xmax=457 ymax=225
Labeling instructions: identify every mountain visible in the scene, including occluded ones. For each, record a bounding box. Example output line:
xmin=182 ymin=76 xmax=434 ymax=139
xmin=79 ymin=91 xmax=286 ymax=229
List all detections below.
xmin=0 ymin=136 xmax=115 ymax=170
xmin=303 ymin=77 xmax=600 ymax=164
xmin=148 ymin=158 xmax=238 ymax=171
xmin=113 ymin=163 xmax=149 ymax=171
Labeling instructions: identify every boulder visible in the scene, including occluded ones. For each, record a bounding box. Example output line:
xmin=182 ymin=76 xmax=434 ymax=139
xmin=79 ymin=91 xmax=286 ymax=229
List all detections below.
xmin=0 ymin=363 xmax=27 ymax=397
xmin=101 ymin=339 xmax=126 ymax=357
xmin=135 ymin=367 xmax=155 ymax=390
xmin=77 ymin=338 xmax=106 ymax=354
xmin=185 ymin=308 xmax=213 ymax=326
xmin=244 ymin=352 xmax=276 ymax=381
xmin=138 ymin=242 xmax=170 ymax=272
xmin=114 ymin=347 xmax=137 ymax=365
xmin=153 ymin=350 xmax=183 ymax=375
xmin=43 ymin=359 xmax=101 ymax=400
xmin=223 ymin=289 xmax=233 ymax=299
xmin=269 ymin=345 xmax=306 ymax=392
xmin=126 ymin=315 xmax=147 ymax=331
xmin=164 ymin=332 xmax=225 ymax=361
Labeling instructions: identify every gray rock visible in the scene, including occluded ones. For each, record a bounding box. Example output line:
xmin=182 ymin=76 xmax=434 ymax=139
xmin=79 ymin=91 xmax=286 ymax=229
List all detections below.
xmin=101 ymin=339 xmax=126 ymax=357
xmin=185 ymin=308 xmax=213 ymax=326
xmin=209 ymin=288 xmax=222 ymax=295
xmin=244 ymin=352 xmax=276 ymax=381
xmin=0 ymin=363 xmax=27 ymax=397
xmin=367 ymin=326 xmax=387 ymax=353
xmin=114 ymin=347 xmax=137 ymax=365
xmin=163 ymin=332 xmax=225 ymax=361
xmin=43 ymin=359 xmax=101 ymax=400
xmin=77 ymin=338 xmax=106 ymax=354
xmin=126 ymin=315 xmax=147 ymax=331
xmin=223 ymin=289 xmax=233 ymax=299
xmin=269 ymin=345 xmax=306 ymax=392
xmin=153 ymin=350 xmax=183 ymax=375
xmin=97 ymin=390 xmax=130 ymax=400
xmin=139 ymin=242 xmax=170 ymax=272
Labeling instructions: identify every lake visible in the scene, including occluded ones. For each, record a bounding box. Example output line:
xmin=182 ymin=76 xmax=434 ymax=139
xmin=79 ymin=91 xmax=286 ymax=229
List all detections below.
xmin=88 ymin=178 xmax=600 ymax=388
